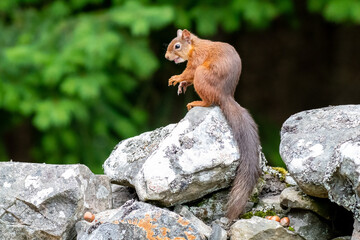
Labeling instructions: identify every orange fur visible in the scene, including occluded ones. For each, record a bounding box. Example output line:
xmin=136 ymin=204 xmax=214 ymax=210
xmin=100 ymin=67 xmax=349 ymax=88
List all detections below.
xmin=165 ymin=29 xmax=260 ymax=221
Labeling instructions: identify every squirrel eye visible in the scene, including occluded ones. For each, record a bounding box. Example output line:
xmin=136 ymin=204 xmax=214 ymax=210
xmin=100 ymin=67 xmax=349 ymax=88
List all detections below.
xmin=174 ymin=43 xmax=181 ymax=50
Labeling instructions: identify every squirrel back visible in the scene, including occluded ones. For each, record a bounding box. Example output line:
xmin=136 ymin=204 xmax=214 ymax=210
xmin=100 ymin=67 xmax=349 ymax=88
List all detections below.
xmin=165 ymin=29 xmax=260 ymax=221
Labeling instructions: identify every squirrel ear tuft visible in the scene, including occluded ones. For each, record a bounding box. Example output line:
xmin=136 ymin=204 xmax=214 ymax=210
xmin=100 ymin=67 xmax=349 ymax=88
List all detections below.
xmin=177 ymin=29 xmax=183 ymax=38
xmin=182 ymin=29 xmax=191 ymax=43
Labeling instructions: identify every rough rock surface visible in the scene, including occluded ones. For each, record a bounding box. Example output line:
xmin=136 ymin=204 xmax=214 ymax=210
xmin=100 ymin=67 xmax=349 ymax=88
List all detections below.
xmin=104 ymin=106 xmax=250 ymax=207
xmin=209 ymin=223 xmax=227 ymax=240
xmin=280 ymin=187 xmax=334 ymax=220
xmin=0 ymin=162 xmax=112 ymax=240
xmin=174 ymin=205 xmax=212 ymax=238
xmin=288 ymin=210 xmax=334 ymax=240
xmin=111 ymin=184 xmax=136 ymax=209
xmin=187 ymin=189 xmax=228 ymax=224
xmin=76 ymin=200 xmax=205 ymax=240
xmin=280 ymin=105 xmax=360 ymax=220
xmin=229 ymin=216 xmax=304 ymax=240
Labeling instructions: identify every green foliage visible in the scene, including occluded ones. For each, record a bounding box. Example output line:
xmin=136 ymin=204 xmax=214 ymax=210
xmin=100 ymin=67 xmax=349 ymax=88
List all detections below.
xmin=0 ymin=0 xmax=173 ymax=172
xmin=308 ymin=0 xmax=360 ymax=24
xmin=1 ymin=0 xmax=360 ymax=173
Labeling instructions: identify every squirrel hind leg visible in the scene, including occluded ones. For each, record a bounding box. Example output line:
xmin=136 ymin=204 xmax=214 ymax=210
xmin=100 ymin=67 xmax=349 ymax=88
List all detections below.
xmin=186 ymin=100 xmax=211 ymax=110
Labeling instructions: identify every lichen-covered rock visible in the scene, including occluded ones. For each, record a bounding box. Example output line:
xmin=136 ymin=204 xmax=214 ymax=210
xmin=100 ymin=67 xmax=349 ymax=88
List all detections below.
xmin=174 ymin=205 xmax=212 ymax=238
xmin=209 ymin=223 xmax=227 ymax=240
xmin=111 ymin=184 xmax=136 ymax=209
xmin=229 ymin=216 xmax=304 ymax=240
xmin=187 ymin=189 xmax=228 ymax=224
xmin=280 ymin=105 xmax=360 ymax=221
xmin=76 ymin=200 xmax=206 ymax=240
xmin=0 ymin=162 xmax=112 ymax=240
xmin=104 ymin=106 xmax=250 ymax=207
xmin=288 ymin=210 xmax=335 ymax=240
xmin=280 ymin=187 xmax=334 ymax=220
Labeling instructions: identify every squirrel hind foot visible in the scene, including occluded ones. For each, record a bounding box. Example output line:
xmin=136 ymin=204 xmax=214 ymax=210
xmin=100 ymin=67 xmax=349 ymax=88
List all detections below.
xmin=186 ymin=101 xmax=211 ymax=110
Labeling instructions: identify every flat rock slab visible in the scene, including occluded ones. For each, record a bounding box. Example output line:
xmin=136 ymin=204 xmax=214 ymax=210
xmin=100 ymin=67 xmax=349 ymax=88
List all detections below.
xmin=280 ymin=187 xmax=333 ymax=220
xmin=229 ymin=216 xmax=304 ymax=240
xmin=0 ymin=162 xmax=112 ymax=240
xmin=104 ymin=106 xmax=243 ymax=207
xmin=280 ymin=105 xmax=360 ymax=220
xmin=76 ymin=200 xmax=206 ymax=240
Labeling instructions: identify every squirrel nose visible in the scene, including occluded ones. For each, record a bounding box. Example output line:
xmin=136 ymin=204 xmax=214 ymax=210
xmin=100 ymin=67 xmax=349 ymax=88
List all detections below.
xmin=165 ymin=53 xmax=170 ymax=60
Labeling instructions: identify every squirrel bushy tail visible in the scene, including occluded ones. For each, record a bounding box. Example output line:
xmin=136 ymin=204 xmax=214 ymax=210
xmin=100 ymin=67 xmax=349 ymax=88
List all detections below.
xmin=220 ymin=96 xmax=260 ymax=221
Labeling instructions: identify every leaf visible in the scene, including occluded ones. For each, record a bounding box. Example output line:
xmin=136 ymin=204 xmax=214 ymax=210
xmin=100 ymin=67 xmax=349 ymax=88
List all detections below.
xmin=60 ymin=73 xmax=108 ymax=100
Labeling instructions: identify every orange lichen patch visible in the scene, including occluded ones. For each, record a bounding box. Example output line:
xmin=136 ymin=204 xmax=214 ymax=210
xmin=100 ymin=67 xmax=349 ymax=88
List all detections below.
xmin=177 ymin=217 xmax=190 ymax=226
xmin=184 ymin=232 xmax=197 ymax=240
xmin=121 ymin=214 xmax=196 ymax=240
xmin=112 ymin=220 xmax=119 ymax=224
xmin=160 ymin=227 xmax=169 ymax=236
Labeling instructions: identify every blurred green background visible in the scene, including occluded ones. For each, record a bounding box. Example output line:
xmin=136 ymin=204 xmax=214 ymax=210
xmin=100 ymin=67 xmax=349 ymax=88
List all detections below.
xmin=1 ymin=0 xmax=360 ymax=173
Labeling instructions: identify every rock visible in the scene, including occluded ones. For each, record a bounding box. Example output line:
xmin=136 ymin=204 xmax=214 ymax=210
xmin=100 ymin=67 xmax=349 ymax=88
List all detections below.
xmin=209 ymin=223 xmax=227 ymax=240
xmin=260 ymin=168 xmax=287 ymax=197
xmin=332 ymin=237 xmax=351 ymax=240
xmin=187 ymin=189 xmax=228 ymax=224
xmin=174 ymin=205 xmax=212 ymax=238
xmin=352 ymin=219 xmax=360 ymax=240
xmin=104 ymin=106 xmax=255 ymax=207
xmin=0 ymin=162 xmax=111 ymax=240
xmin=104 ymin=123 xmax=176 ymax=186
xmin=229 ymin=216 xmax=304 ymax=240
xmin=76 ymin=200 xmax=206 ymax=240
xmin=280 ymin=187 xmax=334 ymax=220
xmin=288 ymin=210 xmax=335 ymax=240
xmin=111 ymin=184 xmax=137 ymax=209
xmin=285 ymin=174 xmax=298 ymax=186
xmin=255 ymin=194 xmax=284 ymax=214
xmin=280 ymin=105 xmax=360 ymax=220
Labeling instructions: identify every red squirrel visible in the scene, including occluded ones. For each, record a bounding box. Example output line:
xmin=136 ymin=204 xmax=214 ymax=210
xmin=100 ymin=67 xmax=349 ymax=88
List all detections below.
xmin=165 ymin=29 xmax=260 ymax=221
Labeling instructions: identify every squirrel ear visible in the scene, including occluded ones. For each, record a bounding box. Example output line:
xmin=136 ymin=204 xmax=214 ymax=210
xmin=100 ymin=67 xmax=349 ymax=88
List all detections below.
xmin=182 ymin=29 xmax=191 ymax=44
xmin=177 ymin=29 xmax=183 ymax=38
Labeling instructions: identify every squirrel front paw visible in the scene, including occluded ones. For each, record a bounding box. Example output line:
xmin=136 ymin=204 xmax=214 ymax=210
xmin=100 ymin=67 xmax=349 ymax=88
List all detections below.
xmin=177 ymin=81 xmax=188 ymax=95
xmin=168 ymin=75 xmax=181 ymax=86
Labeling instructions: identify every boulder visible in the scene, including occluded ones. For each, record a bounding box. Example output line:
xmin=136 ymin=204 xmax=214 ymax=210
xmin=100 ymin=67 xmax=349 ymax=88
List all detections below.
xmin=209 ymin=223 xmax=227 ymax=240
xmin=280 ymin=105 xmax=360 ymax=220
xmin=174 ymin=205 xmax=212 ymax=238
xmin=229 ymin=216 xmax=304 ymax=240
xmin=104 ymin=106 xmax=253 ymax=207
xmin=288 ymin=210 xmax=335 ymax=240
xmin=111 ymin=184 xmax=136 ymax=209
xmin=76 ymin=200 xmax=206 ymax=239
xmin=0 ymin=162 xmax=112 ymax=240
xmin=280 ymin=187 xmax=334 ymax=220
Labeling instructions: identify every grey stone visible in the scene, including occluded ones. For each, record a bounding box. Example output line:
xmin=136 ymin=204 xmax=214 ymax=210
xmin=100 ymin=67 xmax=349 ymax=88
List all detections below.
xmin=104 ymin=106 xmax=257 ymax=207
xmin=229 ymin=216 xmax=304 ymax=240
xmin=255 ymin=194 xmax=284 ymax=214
xmin=76 ymin=200 xmax=205 ymax=240
xmin=288 ymin=210 xmax=335 ymax=240
xmin=0 ymin=162 xmax=112 ymax=240
xmin=111 ymin=184 xmax=136 ymax=209
xmin=280 ymin=105 xmax=360 ymax=220
xmin=209 ymin=223 xmax=227 ymax=240
xmin=174 ymin=205 xmax=212 ymax=238
xmin=285 ymin=174 xmax=298 ymax=186
xmin=187 ymin=189 xmax=228 ymax=224
xmin=280 ymin=187 xmax=333 ymax=220
xmin=352 ymin=219 xmax=360 ymax=240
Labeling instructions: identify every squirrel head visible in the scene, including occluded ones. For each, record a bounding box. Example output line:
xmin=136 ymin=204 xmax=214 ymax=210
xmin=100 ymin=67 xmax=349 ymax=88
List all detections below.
xmin=165 ymin=29 xmax=194 ymax=64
